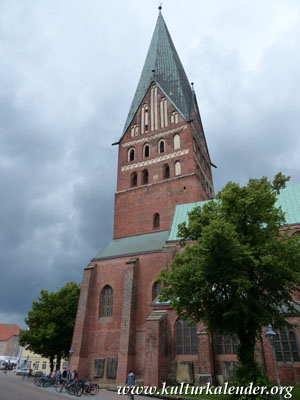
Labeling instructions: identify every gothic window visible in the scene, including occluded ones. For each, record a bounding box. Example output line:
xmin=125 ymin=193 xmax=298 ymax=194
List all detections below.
xmin=153 ymin=213 xmax=160 ymax=229
xmin=171 ymin=112 xmax=179 ymax=124
xmin=158 ymin=139 xmax=165 ymax=154
xmin=141 ymin=169 xmax=149 ymax=185
xmin=162 ymin=163 xmax=170 ymax=179
xmin=175 ymin=320 xmax=197 ymax=355
xmin=152 ymin=281 xmax=162 ymax=301
xmin=274 ymin=327 xmax=300 ymax=362
xmin=174 ymin=160 xmax=181 ymax=176
xmin=100 ymin=285 xmax=113 ymax=317
xmin=160 ymin=98 xmax=168 ymax=128
xmin=143 ymin=143 xmax=150 ymax=158
xmin=174 ymin=133 xmax=180 ymax=150
xmin=216 ymin=334 xmax=239 ymax=354
xmin=130 ymin=171 xmax=137 ymax=187
xmin=128 ymin=147 xmax=135 ymax=162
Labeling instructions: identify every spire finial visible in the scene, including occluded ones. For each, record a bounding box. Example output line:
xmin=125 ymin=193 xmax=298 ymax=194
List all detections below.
xmin=158 ymin=1 xmax=163 ymax=11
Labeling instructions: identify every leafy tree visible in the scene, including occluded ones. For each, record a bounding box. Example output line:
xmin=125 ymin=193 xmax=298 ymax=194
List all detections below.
xmin=19 ymin=282 xmax=80 ymax=371
xmin=159 ymin=173 xmax=300 ymax=383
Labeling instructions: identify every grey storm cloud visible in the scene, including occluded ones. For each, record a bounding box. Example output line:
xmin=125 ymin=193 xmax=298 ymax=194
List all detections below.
xmin=0 ymin=0 xmax=299 ymax=327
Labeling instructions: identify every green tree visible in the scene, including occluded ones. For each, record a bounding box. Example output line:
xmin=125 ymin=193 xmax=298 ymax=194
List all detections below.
xmin=19 ymin=282 xmax=80 ymax=372
xmin=159 ymin=173 xmax=300 ymax=384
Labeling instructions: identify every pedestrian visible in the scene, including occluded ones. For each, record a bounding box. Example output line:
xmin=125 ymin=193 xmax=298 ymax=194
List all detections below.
xmin=126 ymin=370 xmax=135 ymax=400
xmin=62 ymin=368 xmax=67 ymax=379
xmin=56 ymin=368 xmax=61 ymax=382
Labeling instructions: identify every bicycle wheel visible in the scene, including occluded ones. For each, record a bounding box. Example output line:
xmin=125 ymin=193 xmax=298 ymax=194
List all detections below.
xmin=90 ymin=384 xmax=99 ymax=395
xmin=75 ymin=384 xmax=84 ymax=397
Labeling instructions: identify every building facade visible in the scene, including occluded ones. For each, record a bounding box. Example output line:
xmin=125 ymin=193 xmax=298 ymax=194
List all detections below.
xmin=70 ymin=10 xmax=300 ymax=386
xmin=0 ymin=324 xmax=20 ymax=366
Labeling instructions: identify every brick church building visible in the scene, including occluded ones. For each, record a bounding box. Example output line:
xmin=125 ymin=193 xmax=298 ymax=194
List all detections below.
xmin=70 ymin=9 xmax=300 ymax=386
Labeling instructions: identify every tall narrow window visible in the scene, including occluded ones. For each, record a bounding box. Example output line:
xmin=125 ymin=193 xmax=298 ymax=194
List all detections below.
xmin=162 ymin=163 xmax=170 ymax=179
xmin=175 ymin=320 xmax=197 ymax=355
xmin=160 ymin=98 xmax=168 ymax=128
xmin=130 ymin=171 xmax=137 ymax=187
xmin=128 ymin=148 xmax=135 ymax=162
xmin=100 ymin=285 xmax=113 ymax=317
xmin=152 ymin=281 xmax=162 ymax=301
xmin=141 ymin=169 xmax=149 ymax=185
xmin=153 ymin=213 xmax=160 ymax=228
xmin=174 ymin=134 xmax=180 ymax=150
xmin=141 ymin=104 xmax=148 ymax=134
xmin=174 ymin=161 xmax=181 ymax=176
xmin=274 ymin=327 xmax=299 ymax=362
xmin=151 ymin=85 xmax=158 ymax=131
xmin=158 ymin=139 xmax=165 ymax=154
xmin=130 ymin=124 xmax=138 ymax=137
xmin=143 ymin=143 xmax=150 ymax=158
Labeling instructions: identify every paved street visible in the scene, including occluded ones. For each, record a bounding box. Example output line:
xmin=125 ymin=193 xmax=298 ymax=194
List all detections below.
xmin=0 ymin=372 xmax=162 ymax=400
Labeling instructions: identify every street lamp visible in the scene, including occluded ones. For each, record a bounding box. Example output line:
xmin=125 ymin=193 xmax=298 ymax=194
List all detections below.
xmin=265 ymin=324 xmax=283 ymax=400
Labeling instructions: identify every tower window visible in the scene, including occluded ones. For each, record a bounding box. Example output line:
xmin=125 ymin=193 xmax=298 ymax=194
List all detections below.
xmin=171 ymin=112 xmax=179 ymax=124
xmin=158 ymin=139 xmax=165 ymax=154
xmin=153 ymin=213 xmax=160 ymax=229
xmin=162 ymin=163 xmax=170 ymax=179
xmin=175 ymin=320 xmax=197 ymax=355
xmin=100 ymin=285 xmax=113 ymax=317
xmin=174 ymin=133 xmax=180 ymax=150
xmin=144 ymin=143 xmax=150 ymax=158
xmin=174 ymin=161 xmax=181 ymax=176
xmin=130 ymin=124 xmax=138 ymax=138
xmin=128 ymin=148 xmax=135 ymax=162
xmin=141 ymin=169 xmax=149 ymax=185
xmin=130 ymin=171 xmax=137 ymax=187
xmin=141 ymin=104 xmax=149 ymax=134
xmin=160 ymin=98 xmax=168 ymax=128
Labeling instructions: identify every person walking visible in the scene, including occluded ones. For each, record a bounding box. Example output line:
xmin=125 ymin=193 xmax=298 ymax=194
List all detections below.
xmin=126 ymin=370 xmax=135 ymax=400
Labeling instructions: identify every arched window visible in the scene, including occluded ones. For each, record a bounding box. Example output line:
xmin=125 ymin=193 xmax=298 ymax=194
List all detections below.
xmin=158 ymin=139 xmax=165 ymax=154
xmin=128 ymin=148 xmax=135 ymax=162
xmin=141 ymin=104 xmax=148 ymax=134
xmin=174 ymin=134 xmax=180 ymax=150
xmin=274 ymin=327 xmax=300 ymax=362
xmin=153 ymin=213 xmax=160 ymax=229
xmin=130 ymin=171 xmax=137 ymax=187
xmin=144 ymin=143 xmax=150 ymax=158
xmin=130 ymin=125 xmax=138 ymax=138
xmin=162 ymin=163 xmax=170 ymax=179
xmin=152 ymin=281 xmax=162 ymax=301
xmin=174 ymin=161 xmax=181 ymax=176
xmin=141 ymin=169 xmax=149 ymax=185
xmin=100 ymin=285 xmax=113 ymax=317
xmin=175 ymin=320 xmax=197 ymax=355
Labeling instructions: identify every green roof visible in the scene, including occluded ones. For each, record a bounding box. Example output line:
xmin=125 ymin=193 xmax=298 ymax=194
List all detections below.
xmin=168 ymin=200 xmax=210 ymax=241
xmin=93 ymin=230 xmax=170 ymax=260
xmin=276 ymin=183 xmax=300 ymax=225
xmin=168 ymin=183 xmax=300 ymax=241
xmin=122 ymin=11 xmax=193 ymax=135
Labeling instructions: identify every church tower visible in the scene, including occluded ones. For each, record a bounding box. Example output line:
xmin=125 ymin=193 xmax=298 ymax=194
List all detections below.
xmin=70 ymin=9 xmax=216 ymax=387
xmin=113 ymin=10 xmax=214 ymax=238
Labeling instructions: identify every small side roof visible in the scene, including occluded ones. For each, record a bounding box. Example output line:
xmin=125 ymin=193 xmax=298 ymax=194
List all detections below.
xmin=0 ymin=324 xmax=20 ymax=341
xmin=93 ymin=230 xmax=170 ymax=261
xmin=168 ymin=183 xmax=300 ymax=241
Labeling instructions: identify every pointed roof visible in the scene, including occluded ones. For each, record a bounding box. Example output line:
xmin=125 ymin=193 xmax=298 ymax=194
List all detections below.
xmin=123 ymin=11 xmax=193 ymax=135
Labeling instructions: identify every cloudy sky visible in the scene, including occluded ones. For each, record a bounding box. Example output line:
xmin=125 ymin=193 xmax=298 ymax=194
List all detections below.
xmin=1 ymin=0 xmax=299 ymax=328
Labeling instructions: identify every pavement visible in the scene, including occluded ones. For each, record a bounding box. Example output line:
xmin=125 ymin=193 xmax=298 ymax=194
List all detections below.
xmin=0 ymin=371 xmax=164 ymax=400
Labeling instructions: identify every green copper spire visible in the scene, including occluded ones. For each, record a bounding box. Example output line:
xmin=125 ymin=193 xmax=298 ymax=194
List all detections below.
xmin=123 ymin=11 xmax=193 ymax=134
